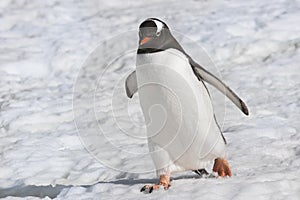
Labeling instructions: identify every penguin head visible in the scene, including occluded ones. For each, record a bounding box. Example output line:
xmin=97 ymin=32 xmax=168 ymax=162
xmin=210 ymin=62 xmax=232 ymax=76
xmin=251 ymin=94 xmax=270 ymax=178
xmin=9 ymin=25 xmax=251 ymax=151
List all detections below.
xmin=138 ymin=18 xmax=170 ymax=49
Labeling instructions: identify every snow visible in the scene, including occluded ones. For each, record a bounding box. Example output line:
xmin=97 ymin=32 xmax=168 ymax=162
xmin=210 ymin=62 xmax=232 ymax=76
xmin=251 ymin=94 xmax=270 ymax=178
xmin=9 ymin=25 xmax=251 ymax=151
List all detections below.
xmin=0 ymin=0 xmax=299 ymax=199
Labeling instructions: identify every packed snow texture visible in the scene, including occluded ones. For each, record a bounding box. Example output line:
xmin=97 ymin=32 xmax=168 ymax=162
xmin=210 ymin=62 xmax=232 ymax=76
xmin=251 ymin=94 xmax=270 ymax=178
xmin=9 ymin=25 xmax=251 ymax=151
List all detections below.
xmin=0 ymin=0 xmax=299 ymax=199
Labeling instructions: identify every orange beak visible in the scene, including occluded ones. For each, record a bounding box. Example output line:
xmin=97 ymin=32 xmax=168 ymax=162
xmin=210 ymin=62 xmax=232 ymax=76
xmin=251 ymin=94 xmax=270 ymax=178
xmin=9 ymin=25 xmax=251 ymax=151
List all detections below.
xmin=140 ymin=37 xmax=151 ymax=45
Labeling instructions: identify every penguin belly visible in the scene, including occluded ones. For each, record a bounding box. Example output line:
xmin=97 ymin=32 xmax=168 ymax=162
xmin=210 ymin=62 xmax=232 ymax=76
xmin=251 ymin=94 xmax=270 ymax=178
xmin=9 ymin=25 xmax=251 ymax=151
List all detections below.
xmin=136 ymin=48 xmax=226 ymax=175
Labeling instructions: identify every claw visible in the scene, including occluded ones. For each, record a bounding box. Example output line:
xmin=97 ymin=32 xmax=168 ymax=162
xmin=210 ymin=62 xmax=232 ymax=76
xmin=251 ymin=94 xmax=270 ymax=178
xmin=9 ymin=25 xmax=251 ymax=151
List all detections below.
xmin=193 ymin=168 xmax=209 ymax=177
xmin=140 ymin=185 xmax=147 ymax=192
xmin=164 ymin=184 xmax=170 ymax=190
xmin=149 ymin=186 xmax=153 ymax=193
xmin=140 ymin=185 xmax=156 ymax=193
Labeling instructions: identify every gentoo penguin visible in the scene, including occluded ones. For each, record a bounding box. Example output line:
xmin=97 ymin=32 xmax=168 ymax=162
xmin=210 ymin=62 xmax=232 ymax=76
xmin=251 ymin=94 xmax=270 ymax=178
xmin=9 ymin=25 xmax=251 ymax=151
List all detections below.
xmin=125 ymin=18 xmax=248 ymax=193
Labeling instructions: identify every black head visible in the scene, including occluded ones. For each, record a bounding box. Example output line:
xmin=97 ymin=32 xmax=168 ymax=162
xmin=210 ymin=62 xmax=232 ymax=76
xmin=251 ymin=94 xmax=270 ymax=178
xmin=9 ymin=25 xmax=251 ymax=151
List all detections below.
xmin=138 ymin=18 xmax=175 ymax=53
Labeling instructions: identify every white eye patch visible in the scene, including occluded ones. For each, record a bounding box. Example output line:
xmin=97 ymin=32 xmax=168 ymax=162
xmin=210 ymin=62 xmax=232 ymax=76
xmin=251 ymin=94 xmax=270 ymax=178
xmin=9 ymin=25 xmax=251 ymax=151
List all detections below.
xmin=153 ymin=19 xmax=163 ymax=34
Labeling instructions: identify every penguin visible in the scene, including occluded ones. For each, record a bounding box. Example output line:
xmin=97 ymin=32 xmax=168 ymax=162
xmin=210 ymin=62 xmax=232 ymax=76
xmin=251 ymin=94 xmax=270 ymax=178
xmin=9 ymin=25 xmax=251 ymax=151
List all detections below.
xmin=125 ymin=18 xmax=249 ymax=193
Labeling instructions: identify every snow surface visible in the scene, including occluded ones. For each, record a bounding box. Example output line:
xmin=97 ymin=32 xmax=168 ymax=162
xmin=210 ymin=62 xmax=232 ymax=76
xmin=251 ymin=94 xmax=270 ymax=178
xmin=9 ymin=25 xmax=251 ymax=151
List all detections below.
xmin=0 ymin=0 xmax=300 ymax=199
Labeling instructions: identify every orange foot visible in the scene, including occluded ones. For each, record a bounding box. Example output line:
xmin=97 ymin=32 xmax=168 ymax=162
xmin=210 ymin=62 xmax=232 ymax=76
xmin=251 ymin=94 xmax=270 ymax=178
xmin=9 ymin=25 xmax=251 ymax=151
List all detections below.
xmin=140 ymin=175 xmax=170 ymax=193
xmin=213 ymin=158 xmax=232 ymax=177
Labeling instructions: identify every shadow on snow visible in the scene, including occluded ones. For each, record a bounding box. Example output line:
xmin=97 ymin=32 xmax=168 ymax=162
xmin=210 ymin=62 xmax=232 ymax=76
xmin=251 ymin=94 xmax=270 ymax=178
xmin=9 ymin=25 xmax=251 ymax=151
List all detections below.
xmin=0 ymin=174 xmax=211 ymax=198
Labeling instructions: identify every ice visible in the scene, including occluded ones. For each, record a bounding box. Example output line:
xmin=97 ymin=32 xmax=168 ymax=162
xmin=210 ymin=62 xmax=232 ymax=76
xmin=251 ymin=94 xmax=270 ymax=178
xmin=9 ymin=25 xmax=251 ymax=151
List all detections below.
xmin=0 ymin=0 xmax=299 ymax=199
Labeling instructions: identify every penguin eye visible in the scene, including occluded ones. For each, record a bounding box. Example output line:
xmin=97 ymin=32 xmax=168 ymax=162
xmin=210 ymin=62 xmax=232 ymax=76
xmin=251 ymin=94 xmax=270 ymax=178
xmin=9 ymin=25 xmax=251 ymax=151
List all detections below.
xmin=156 ymin=31 xmax=161 ymax=37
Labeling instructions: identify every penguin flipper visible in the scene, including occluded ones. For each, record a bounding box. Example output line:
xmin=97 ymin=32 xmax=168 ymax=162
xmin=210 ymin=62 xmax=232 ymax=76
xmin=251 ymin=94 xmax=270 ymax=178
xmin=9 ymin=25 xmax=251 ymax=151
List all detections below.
xmin=190 ymin=59 xmax=249 ymax=116
xmin=125 ymin=70 xmax=138 ymax=98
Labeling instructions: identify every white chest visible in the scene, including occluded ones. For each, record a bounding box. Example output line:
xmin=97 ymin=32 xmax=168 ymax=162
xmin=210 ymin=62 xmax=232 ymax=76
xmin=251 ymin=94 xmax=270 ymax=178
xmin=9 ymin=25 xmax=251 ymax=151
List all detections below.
xmin=135 ymin=48 xmax=212 ymax=134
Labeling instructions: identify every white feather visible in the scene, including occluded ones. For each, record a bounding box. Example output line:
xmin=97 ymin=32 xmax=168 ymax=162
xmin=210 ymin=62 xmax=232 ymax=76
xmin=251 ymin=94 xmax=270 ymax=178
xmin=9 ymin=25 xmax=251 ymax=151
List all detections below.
xmin=152 ymin=19 xmax=163 ymax=33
